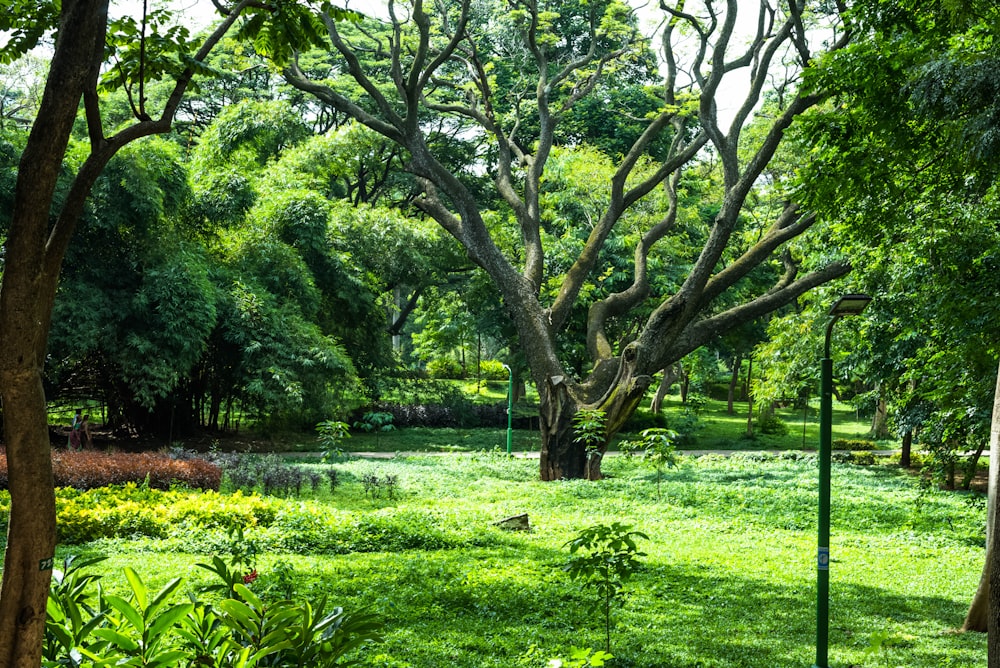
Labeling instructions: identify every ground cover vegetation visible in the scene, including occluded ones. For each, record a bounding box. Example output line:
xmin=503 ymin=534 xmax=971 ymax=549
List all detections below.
xmin=15 ymin=452 xmax=987 ymax=667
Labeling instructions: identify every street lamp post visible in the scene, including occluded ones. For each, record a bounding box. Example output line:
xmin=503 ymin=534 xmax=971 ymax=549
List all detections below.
xmin=814 ymin=294 xmax=871 ymax=668
xmin=502 ymin=364 xmax=513 ymax=455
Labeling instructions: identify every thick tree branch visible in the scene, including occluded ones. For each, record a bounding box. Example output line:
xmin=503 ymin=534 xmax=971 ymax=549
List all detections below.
xmin=698 ymin=204 xmax=817 ymax=307
xmin=651 ymin=259 xmax=852 ymax=369
xmin=587 ymin=170 xmax=684 ymax=359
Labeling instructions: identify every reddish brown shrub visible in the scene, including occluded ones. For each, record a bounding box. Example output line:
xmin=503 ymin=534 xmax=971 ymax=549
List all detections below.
xmin=0 ymin=450 xmax=220 ymax=491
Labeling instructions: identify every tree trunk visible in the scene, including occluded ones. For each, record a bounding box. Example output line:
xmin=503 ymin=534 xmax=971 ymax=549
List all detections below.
xmin=900 ymin=430 xmax=912 ymax=468
xmin=745 ymin=357 xmax=754 ymax=438
xmin=0 ymin=370 xmax=58 ymax=667
xmin=649 ymin=364 xmax=681 ymax=414
xmin=0 ymin=0 xmax=245 ymax=660
xmin=990 ymin=491 xmax=1000 ymax=665
xmin=963 ymin=359 xmax=1000 ymax=633
xmin=538 ymin=378 xmax=587 ymax=481
xmin=0 ymin=1 xmax=110 ymax=663
xmin=727 ymin=355 xmax=742 ymax=415
xmin=870 ymin=393 xmax=889 ymax=440
xmin=538 ymin=351 xmax=652 ymax=481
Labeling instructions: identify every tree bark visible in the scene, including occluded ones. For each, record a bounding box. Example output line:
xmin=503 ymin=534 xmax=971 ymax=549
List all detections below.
xmin=746 ymin=357 xmax=754 ymax=438
xmin=727 ymin=355 xmax=742 ymax=415
xmin=650 ymin=364 xmax=681 ymax=414
xmin=963 ymin=359 xmax=1000 ymax=633
xmin=990 ymin=490 xmax=1000 ymax=664
xmin=0 ymin=1 xmax=109 ymax=663
xmin=0 ymin=1 xmax=248 ymax=662
xmin=869 ymin=389 xmax=889 ymax=439
xmin=900 ymin=430 xmax=912 ymax=468
xmin=538 ymin=378 xmax=586 ymax=481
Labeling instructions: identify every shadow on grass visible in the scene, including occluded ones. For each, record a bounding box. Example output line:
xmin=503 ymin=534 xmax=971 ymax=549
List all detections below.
xmin=309 ymin=538 xmax=982 ymax=668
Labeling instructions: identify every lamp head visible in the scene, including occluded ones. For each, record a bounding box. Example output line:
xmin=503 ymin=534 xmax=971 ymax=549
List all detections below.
xmin=829 ymin=293 xmax=872 ymax=317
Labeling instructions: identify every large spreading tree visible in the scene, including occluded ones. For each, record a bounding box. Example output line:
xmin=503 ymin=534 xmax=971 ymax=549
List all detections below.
xmin=282 ymin=0 xmax=853 ymax=480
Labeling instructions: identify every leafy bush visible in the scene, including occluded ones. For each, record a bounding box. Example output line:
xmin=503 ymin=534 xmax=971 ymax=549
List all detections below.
xmin=212 ymin=453 xmax=337 ymax=497
xmin=43 ymin=553 xmax=382 ymax=667
xmin=359 ymin=377 xmax=517 ymax=427
xmin=427 ymin=357 xmax=464 ymax=379
xmin=621 ymin=410 xmax=668 ymax=432
xmin=47 ymin=486 xmax=281 ymax=544
xmin=755 ymin=411 xmax=789 ymax=436
xmin=478 ymin=359 xmax=509 ymax=381
xmin=833 ymin=438 xmax=876 ymax=451
xmin=9 ymin=483 xmax=501 ymax=552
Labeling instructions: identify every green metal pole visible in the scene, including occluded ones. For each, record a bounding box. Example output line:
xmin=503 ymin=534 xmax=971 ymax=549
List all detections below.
xmin=505 ymin=364 xmax=514 ymax=455
xmin=814 ymin=318 xmax=837 ymax=668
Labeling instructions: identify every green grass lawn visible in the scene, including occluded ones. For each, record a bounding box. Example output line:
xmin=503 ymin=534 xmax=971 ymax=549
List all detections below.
xmin=64 ymin=452 xmax=984 ymax=667
xmin=337 ymin=393 xmax=879 ymax=454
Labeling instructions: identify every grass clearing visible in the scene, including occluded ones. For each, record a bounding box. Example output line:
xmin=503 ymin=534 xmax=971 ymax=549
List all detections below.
xmin=336 ymin=393 xmax=882 ymax=454
xmin=55 ymin=452 xmax=984 ymax=667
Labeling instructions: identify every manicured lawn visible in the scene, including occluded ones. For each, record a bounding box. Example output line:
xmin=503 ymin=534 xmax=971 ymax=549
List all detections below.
xmin=339 ymin=393 xmax=880 ymax=454
xmin=63 ymin=452 xmax=984 ymax=667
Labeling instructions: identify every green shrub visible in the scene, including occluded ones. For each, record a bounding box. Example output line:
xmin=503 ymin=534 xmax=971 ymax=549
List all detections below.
xmin=832 ymin=450 xmax=878 ymax=465
xmin=621 ymin=410 xmax=668 ymax=432
xmin=755 ymin=411 xmax=789 ymax=435
xmin=43 ymin=486 xmax=282 ymax=544
xmin=850 ymin=450 xmax=876 ymax=465
xmin=833 ymin=438 xmax=876 ymax=450
xmin=43 ymin=554 xmax=383 ymax=667
xmin=478 ymin=359 xmax=509 ymax=381
xmin=427 ymin=357 xmax=464 ymax=379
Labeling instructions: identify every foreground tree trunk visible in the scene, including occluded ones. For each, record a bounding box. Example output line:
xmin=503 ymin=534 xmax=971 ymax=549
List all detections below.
xmin=991 ymin=495 xmax=1000 ymax=665
xmin=0 ymin=2 xmax=108 ymax=662
xmin=962 ymin=360 xmax=1000 ymax=632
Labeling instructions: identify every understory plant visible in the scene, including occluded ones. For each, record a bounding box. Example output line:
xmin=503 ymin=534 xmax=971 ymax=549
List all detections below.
xmin=563 ymin=522 xmax=648 ymax=654
xmin=43 ymin=552 xmax=383 ymax=667
xmin=619 ymin=427 xmax=678 ymax=500
xmin=317 ymin=419 xmax=352 ymax=462
xmin=547 ymin=646 xmax=614 ymax=667
xmin=353 ymin=412 xmax=396 ymax=448
xmin=572 ymin=410 xmax=607 ymax=480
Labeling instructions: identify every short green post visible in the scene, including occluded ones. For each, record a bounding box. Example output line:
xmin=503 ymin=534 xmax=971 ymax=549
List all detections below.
xmin=504 ymin=364 xmax=513 ymax=455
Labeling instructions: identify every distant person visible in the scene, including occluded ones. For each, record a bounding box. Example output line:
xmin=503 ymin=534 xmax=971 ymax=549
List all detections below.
xmin=81 ymin=414 xmax=92 ymax=449
xmin=66 ymin=408 xmax=83 ymax=450
xmin=68 ymin=408 xmax=82 ymax=451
